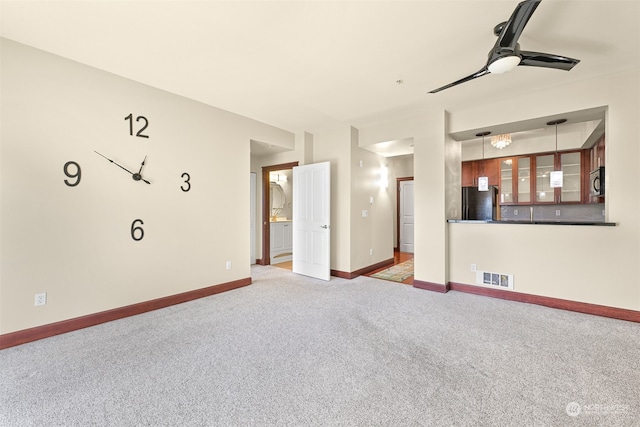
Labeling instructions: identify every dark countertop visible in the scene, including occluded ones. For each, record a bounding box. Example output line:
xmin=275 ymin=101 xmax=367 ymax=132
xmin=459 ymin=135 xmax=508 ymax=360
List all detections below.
xmin=448 ymin=219 xmax=616 ymax=226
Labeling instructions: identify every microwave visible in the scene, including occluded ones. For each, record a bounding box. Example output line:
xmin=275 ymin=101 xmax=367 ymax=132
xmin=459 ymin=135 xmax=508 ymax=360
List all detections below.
xmin=590 ymin=167 xmax=605 ymax=197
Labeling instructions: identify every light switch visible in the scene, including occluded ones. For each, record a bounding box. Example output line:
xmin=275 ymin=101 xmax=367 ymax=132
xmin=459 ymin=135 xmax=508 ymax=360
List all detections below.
xmin=362 ymin=210 xmax=368 ymax=218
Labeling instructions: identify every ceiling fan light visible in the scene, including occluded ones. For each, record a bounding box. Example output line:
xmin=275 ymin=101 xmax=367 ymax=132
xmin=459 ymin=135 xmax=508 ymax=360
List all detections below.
xmin=488 ymin=55 xmax=521 ymax=74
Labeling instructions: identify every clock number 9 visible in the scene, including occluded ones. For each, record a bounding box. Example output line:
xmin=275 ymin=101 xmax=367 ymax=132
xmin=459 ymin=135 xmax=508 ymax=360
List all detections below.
xmin=181 ymin=172 xmax=191 ymax=192
xmin=125 ymin=113 xmax=149 ymax=138
xmin=63 ymin=161 xmax=82 ymax=187
xmin=131 ymin=219 xmax=144 ymax=241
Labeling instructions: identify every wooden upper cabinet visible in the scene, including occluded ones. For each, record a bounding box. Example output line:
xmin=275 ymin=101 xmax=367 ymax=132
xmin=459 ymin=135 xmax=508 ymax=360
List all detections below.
xmin=482 ymin=158 xmax=500 ymax=186
xmin=465 ymin=143 xmax=600 ymax=205
xmin=462 ymin=159 xmax=499 ymax=187
xmin=461 ymin=161 xmax=477 ymax=186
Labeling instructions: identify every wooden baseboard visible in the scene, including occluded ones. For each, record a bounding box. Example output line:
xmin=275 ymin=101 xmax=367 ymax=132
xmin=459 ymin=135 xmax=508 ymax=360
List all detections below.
xmin=413 ymin=280 xmax=450 ymax=293
xmin=0 ymin=278 xmax=252 ymax=350
xmin=331 ymin=257 xmax=395 ymax=280
xmin=448 ymin=282 xmax=640 ymax=323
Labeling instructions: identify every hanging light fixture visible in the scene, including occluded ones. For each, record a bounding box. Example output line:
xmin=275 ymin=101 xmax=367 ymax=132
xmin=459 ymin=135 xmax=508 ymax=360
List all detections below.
xmin=490 ymin=133 xmax=512 ymax=149
xmin=547 ymin=119 xmax=567 ymax=188
xmin=476 ymin=131 xmax=491 ymax=191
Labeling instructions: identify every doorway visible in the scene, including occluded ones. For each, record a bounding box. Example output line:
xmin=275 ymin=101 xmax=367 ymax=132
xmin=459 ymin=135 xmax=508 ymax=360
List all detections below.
xmin=261 ymin=162 xmax=298 ymax=266
xmin=397 ymin=177 xmax=414 ymax=253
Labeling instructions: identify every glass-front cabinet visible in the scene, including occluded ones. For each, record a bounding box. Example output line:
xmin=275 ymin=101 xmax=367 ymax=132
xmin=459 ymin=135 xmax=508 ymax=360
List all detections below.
xmin=560 ymin=152 xmax=581 ymax=202
xmin=500 ymin=159 xmax=513 ymax=204
xmin=535 ymin=154 xmax=555 ymax=202
xmin=500 ymin=156 xmax=531 ymax=205
xmin=517 ymin=157 xmax=531 ymax=203
xmin=499 ymin=150 xmax=582 ymax=205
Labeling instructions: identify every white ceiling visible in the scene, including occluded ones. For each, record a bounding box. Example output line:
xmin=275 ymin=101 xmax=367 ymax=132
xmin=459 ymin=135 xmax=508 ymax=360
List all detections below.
xmin=2 ymin=0 xmax=639 ymax=155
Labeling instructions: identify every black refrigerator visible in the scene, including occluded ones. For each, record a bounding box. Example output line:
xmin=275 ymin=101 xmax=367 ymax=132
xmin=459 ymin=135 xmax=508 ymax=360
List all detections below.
xmin=462 ymin=186 xmax=498 ymax=220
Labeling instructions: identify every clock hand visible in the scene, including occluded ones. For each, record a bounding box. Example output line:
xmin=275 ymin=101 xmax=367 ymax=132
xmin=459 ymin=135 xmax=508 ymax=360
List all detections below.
xmin=137 ymin=155 xmax=147 ymax=174
xmin=94 ymin=151 xmax=135 ymax=176
xmin=134 ymin=155 xmax=151 ymax=185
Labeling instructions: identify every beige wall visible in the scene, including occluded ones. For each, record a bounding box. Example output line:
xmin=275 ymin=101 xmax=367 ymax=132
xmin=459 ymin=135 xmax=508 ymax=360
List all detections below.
xmin=2 ymin=38 xmax=638 ymax=338
xmin=349 ymin=127 xmax=394 ymax=271
xmin=312 ymin=125 xmax=393 ymax=274
xmin=448 ymin=69 xmax=640 ymax=310
xmin=313 ymin=126 xmax=352 ymax=273
xmin=358 ymin=67 xmax=640 ymax=311
xmin=0 ymin=39 xmax=293 ymax=334
xmin=359 ymin=112 xmax=449 ymax=285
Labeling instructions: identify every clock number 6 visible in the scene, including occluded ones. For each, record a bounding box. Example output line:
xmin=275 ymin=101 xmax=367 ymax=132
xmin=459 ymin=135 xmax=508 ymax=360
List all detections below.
xmin=125 ymin=113 xmax=149 ymax=138
xmin=63 ymin=161 xmax=82 ymax=187
xmin=131 ymin=219 xmax=144 ymax=241
xmin=181 ymin=172 xmax=191 ymax=192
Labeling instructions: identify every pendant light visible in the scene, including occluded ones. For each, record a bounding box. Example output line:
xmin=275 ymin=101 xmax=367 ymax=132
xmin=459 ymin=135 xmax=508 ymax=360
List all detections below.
xmin=476 ymin=131 xmax=491 ymax=191
xmin=547 ymin=119 xmax=566 ymax=189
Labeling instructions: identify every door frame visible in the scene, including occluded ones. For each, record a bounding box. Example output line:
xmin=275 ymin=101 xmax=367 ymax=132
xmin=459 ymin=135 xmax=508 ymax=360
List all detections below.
xmin=260 ymin=162 xmax=298 ymax=265
xmin=396 ymin=176 xmax=414 ymax=251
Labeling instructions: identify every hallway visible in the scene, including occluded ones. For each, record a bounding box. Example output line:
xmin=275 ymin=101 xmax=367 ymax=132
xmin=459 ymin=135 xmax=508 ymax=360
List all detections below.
xmin=365 ymin=251 xmax=414 ymax=285
xmin=273 ymin=251 xmax=414 ymax=285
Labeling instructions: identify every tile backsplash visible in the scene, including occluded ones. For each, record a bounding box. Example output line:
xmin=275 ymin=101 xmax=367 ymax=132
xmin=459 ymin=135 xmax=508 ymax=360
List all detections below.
xmin=500 ymin=203 xmax=605 ymax=222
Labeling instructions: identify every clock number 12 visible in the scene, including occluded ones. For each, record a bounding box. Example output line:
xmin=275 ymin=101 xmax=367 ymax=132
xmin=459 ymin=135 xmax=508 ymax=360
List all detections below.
xmin=125 ymin=114 xmax=149 ymax=138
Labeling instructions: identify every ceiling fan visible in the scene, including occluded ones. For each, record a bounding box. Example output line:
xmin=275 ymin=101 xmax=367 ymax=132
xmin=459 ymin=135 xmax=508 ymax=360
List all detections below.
xmin=429 ymin=0 xmax=580 ymax=94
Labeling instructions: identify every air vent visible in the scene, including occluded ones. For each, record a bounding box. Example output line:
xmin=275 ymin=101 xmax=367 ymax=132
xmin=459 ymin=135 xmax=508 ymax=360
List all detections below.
xmin=476 ymin=271 xmax=514 ymax=289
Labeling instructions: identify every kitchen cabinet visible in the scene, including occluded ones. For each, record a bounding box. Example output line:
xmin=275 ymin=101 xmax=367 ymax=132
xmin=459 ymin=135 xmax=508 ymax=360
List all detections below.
xmin=535 ymin=154 xmax=555 ymax=203
xmin=462 ymin=158 xmax=499 ymax=187
xmin=560 ymin=152 xmax=582 ymax=202
xmin=270 ymin=221 xmax=292 ymax=263
xmin=589 ymin=136 xmax=605 ymax=203
xmin=499 ymin=151 xmax=583 ymax=205
xmin=535 ymin=151 xmax=582 ymax=203
xmin=499 ymin=156 xmax=531 ymax=204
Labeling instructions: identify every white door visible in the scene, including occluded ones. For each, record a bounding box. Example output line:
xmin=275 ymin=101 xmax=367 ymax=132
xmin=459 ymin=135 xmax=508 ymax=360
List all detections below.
xmin=293 ymin=162 xmax=331 ymax=281
xmin=400 ymin=180 xmax=414 ymax=253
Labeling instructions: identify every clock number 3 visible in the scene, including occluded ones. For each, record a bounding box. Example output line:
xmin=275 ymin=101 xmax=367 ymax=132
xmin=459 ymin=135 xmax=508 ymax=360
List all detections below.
xmin=125 ymin=113 xmax=149 ymax=138
xmin=181 ymin=172 xmax=191 ymax=192
xmin=63 ymin=161 xmax=82 ymax=187
xmin=131 ymin=219 xmax=144 ymax=241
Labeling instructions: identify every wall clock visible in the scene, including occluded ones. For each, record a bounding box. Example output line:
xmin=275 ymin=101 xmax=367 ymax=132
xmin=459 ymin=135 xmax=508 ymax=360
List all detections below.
xmin=61 ymin=113 xmax=193 ymax=242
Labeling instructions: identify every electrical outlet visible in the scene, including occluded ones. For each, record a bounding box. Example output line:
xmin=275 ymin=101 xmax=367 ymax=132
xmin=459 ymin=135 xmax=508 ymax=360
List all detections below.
xmin=471 ymin=264 xmax=477 ymax=272
xmin=35 ymin=292 xmax=47 ymax=306
xmin=555 ymin=210 xmax=561 ymax=216
xmin=514 ymin=209 xmax=519 ymax=216
xmin=362 ymin=210 xmax=368 ymax=218
xmin=225 ymin=261 xmax=232 ymax=270
xmin=369 ymin=248 xmax=374 ymax=256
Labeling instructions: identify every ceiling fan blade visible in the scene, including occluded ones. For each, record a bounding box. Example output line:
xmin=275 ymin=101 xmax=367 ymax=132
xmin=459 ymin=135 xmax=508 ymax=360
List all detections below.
xmin=428 ymin=68 xmax=489 ymax=94
xmin=496 ymin=0 xmax=541 ymax=50
xmin=519 ymin=51 xmax=580 ymax=71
